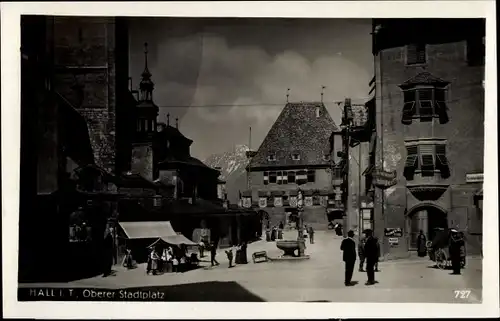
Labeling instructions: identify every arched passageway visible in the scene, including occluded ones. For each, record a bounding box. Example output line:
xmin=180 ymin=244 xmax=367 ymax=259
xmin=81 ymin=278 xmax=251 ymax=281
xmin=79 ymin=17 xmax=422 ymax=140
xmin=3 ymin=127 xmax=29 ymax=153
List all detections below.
xmin=407 ymin=205 xmax=448 ymax=249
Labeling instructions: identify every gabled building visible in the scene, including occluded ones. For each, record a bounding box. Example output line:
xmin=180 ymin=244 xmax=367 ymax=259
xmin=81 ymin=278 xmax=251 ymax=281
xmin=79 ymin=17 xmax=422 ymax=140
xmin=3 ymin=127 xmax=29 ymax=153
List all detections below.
xmin=242 ymin=102 xmax=341 ymax=229
xmin=370 ymin=18 xmax=485 ymax=259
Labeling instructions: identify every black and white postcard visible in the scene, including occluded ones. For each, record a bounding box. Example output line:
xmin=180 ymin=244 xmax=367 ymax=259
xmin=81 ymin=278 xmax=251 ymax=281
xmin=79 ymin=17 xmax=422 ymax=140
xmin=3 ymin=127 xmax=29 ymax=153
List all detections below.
xmin=2 ymin=1 xmax=498 ymax=319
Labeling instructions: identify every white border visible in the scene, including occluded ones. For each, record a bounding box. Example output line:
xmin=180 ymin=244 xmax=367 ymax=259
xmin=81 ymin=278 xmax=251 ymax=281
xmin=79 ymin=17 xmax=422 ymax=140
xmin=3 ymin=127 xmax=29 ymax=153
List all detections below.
xmin=1 ymin=1 xmax=498 ymax=319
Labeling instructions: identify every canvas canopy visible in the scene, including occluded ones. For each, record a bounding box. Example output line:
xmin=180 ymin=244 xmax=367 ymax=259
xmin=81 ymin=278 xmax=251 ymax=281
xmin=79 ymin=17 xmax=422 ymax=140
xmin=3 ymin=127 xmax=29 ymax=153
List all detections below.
xmin=119 ymin=221 xmax=197 ymax=246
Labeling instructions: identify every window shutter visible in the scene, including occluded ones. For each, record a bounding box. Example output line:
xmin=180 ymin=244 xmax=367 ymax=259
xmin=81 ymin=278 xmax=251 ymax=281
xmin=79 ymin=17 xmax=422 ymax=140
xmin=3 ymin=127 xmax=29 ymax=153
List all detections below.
xmin=402 ymin=102 xmax=416 ymax=125
xmin=404 ymin=146 xmax=418 ymax=181
xmin=435 ymin=144 xmax=450 ymax=178
xmin=434 ymin=89 xmax=449 ymax=124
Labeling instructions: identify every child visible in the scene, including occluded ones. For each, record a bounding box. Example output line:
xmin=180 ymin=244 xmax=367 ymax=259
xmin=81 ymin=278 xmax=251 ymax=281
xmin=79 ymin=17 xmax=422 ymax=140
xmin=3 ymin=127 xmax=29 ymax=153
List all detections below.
xmin=172 ymin=256 xmax=179 ymax=273
xmin=225 ymin=247 xmax=234 ymax=268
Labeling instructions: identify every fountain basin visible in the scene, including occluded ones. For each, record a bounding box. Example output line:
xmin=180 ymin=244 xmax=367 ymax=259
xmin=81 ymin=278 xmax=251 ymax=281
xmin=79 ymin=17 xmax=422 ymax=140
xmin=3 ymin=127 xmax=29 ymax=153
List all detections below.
xmin=276 ymin=240 xmax=300 ymax=257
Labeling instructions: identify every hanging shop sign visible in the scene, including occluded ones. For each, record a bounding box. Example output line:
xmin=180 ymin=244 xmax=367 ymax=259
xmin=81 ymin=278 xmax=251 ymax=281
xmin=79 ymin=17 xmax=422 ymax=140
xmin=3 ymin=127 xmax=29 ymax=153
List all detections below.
xmin=304 ymin=196 xmax=313 ymax=207
xmin=372 ymin=168 xmax=397 ymax=189
xmin=384 ymin=227 xmax=403 ymax=237
xmin=466 ymin=173 xmax=483 ymax=183
xmin=274 ymin=197 xmax=283 ymax=207
xmin=289 ymin=196 xmax=297 ymax=207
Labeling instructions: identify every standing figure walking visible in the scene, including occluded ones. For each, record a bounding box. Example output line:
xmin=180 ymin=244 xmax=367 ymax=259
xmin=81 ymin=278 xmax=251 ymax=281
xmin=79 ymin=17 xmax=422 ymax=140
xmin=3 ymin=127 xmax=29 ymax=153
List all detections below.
xmin=358 ymin=235 xmax=366 ymax=272
xmin=449 ymin=229 xmax=464 ymax=275
xmin=210 ymin=241 xmax=220 ymax=266
xmin=225 ymin=247 xmax=234 ymax=268
xmin=102 ymin=224 xmax=114 ymax=277
xmin=308 ymin=225 xmax=315 ymax=244
xmin=340 ymin=230 xmax=357 ymax=286
xmin=417 ymin=230 xmax=427 ymax=257
xmin=363 ymin=229 xmax=378 ymax=285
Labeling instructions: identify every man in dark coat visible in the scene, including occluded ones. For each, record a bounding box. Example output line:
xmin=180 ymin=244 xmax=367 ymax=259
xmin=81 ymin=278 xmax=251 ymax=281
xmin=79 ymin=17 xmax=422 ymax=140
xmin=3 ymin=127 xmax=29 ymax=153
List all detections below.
xmin=358 ymin=236 xmax=366 ymax=272
xmin=417 ymin=230 xmax=427 ymax=257
xmin=210 ymin=241 xmax=220 ymax=266
xmin=363 ymin=229 xmax=378 ymax=285
xmin=340 ymin=230 xmax=357 ymax=286
xmin=308 ymin=225 xmax=315 ymax=244
xmin=449 ymin=229 xmax=464 ymax=275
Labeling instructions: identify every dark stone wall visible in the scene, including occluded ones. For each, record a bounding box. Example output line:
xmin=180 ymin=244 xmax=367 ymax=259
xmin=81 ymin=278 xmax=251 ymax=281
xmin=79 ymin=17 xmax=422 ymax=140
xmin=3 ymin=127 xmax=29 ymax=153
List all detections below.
xmin=52 ymin=17 xmax=118 ymax=172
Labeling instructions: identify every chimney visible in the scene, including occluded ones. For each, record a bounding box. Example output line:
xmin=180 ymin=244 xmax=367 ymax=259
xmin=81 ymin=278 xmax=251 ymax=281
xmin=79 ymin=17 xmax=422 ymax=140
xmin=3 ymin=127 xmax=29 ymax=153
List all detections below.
xmin=316 ymin=106 xmax=320 ymax=118
xmin=175 ymin=118 xmax=179 ymax=129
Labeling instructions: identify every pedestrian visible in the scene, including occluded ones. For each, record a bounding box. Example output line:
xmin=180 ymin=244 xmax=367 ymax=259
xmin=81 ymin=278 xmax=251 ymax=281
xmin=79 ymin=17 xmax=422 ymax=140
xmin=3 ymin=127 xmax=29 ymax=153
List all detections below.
xmin=240 ymin=242 xmax=248 ymax=264
xmin=363 ymin=229 xmax=378 ymax=285
xmin=449 ymin=229 xmax=464 ymax=275
xmin=150 ymin=248 xmax=160 ymax=275
xmin=225 ymin=247 xmax=234 ymax=268
xmin=308 ymin=225 xmax=315 ymax=244
xmin=102 ymin=224 xmax=114 ymax=277
xmin=146 ymin=248 xmax=152 ymax=275
xmin=417 ymin=230 xmax=427 ymax=257
xmin=340 ymin=230 xmax=357 ymax=286
xmin=279 ymin=221 xmax=284 ymax=230
xmin=210 ymin=241 xmax=220 ymax=266
xmin=172 ymin=255 xmax=179 ymax=273
xmin=374 ymin=236 xmax=381 ymax=272
xmin=358 ymin=235 xmax=366 ymax=272
xmin=198 ymin=241 xmax=205 ymax=258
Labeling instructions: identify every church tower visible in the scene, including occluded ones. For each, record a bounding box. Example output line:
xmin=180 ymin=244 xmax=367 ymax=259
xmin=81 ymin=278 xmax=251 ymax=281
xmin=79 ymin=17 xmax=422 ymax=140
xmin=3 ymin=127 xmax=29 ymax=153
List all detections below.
xmin=130 ymin=42 xmax=159 ymax=181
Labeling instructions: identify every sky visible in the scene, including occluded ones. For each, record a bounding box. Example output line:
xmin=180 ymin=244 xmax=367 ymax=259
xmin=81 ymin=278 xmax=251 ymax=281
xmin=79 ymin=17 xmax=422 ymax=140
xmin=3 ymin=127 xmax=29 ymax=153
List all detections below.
xmin=128 ymin=18 xmax=374 ymax=160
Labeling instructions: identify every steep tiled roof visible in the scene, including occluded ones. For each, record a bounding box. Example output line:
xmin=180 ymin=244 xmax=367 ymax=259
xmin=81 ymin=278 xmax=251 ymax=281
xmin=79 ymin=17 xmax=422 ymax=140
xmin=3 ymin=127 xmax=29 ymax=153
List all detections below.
xmin=248 ymin=102 xmax=338 ymax=169
xmin=399 ymin=72 xmax=450 ymax=89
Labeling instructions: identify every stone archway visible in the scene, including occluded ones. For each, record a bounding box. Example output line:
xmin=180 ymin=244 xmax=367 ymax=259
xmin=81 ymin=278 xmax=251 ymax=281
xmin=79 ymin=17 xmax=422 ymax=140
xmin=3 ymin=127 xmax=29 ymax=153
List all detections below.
xmin=407 ymin=203 xmax=448 ymax=249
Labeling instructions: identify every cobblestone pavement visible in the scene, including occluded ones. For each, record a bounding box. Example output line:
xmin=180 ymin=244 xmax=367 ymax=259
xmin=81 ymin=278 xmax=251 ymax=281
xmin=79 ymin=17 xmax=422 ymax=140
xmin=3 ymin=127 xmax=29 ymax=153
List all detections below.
xmin=19 ymin=231 xmax=482 ymax=303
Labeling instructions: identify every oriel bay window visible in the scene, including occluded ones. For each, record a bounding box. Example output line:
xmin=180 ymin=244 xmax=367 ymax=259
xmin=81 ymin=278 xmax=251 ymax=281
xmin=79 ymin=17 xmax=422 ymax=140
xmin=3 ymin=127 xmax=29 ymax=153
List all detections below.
xmin=401 ymin=87 xmax=449 ymax=124
xmin=403 ymin=142 xmax=451 ymax=181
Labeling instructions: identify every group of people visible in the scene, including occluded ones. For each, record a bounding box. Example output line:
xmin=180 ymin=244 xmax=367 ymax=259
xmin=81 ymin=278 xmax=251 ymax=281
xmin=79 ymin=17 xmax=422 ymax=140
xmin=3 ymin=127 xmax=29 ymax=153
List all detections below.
xmin=147 ymin=245 xmax=197 ymax=275
xmin=224 ymin=242 xmax=248 ymax=268
xmin=341 ymin=229 xmax=381 ymax=286
xmin=265 ymin=222 xmax=284 ymax=241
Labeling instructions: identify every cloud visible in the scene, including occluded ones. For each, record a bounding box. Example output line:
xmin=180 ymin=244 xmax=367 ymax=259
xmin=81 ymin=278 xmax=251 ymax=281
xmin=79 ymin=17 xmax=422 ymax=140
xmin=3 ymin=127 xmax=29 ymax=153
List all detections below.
xmin=129 ymin=19 xmax=373 ymax=160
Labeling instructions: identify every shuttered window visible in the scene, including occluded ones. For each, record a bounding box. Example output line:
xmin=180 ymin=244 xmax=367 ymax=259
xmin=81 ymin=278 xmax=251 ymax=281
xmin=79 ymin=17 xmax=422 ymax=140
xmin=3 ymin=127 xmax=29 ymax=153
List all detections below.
xmin=435 ymin=144 xmax=451 ymax=178
xmin=418 ymin=89 xmax=434 ymax=119
xmin=406 ymin=44 xmax=427 ymax=65
xmin=287 ymin=171 xmax=296 ymax=183
xmin=269 ymin=171 xmax=277 ymax=184
xmin=263 ymin=171 xmax=269 ymax=185
xmin=307 ymin=170 xmax=316 ymax=183
xmin=400 ymin=86 xmax=450 ymax=125
xmin=420 ymin=145 xmax=435 ymax=176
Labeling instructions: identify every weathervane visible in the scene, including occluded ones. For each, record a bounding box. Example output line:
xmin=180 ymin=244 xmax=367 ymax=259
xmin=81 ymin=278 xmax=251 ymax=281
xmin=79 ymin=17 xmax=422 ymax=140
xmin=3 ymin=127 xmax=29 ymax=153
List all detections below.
xmin=321 ymin=86 xmax=326 ymax=103
xmin=286 ymin=88 xmax=290 ymax=103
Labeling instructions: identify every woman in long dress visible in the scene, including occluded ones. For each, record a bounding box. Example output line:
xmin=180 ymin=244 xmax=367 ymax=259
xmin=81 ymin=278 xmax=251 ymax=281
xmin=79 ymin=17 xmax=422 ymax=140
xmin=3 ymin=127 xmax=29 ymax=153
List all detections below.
xmin=417 ymin=230 xmax=427 ymax=257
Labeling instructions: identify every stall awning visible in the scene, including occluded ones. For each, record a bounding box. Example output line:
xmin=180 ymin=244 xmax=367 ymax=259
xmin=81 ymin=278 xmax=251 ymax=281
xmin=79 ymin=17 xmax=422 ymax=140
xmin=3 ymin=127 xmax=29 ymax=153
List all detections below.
xmin=163 ymin=234 xmax=197 ymax=246
xmin=119 ymin=221 xmax=176 ymax=239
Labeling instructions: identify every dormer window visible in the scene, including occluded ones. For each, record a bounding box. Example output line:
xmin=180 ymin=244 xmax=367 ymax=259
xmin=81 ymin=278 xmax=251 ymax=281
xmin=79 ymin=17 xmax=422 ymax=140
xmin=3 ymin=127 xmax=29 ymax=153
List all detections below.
xmin=267 ymin=154 xmax=277 ymax=162
xmin=406 ymin=43 xmax=426 ymax=65
xmin=292 ymin=153 xmax=301 ymax=161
